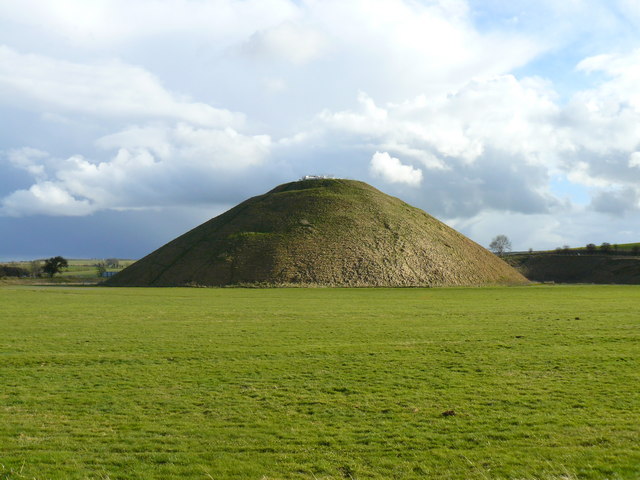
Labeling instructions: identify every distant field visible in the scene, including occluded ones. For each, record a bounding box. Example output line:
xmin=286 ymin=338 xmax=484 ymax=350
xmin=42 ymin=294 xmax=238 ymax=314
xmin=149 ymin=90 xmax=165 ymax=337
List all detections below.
xmin=60 ymin=259 xmax=135 ymax=279
xmin=1 ymin=285 xmax=638 ymax=479
xmin=549 ymin=242 xmax=640 ymax=253
xmin=609 ymin=242 xmax=640 ymax=251
xmin=0 ymin=259 xmax=136 ymax=282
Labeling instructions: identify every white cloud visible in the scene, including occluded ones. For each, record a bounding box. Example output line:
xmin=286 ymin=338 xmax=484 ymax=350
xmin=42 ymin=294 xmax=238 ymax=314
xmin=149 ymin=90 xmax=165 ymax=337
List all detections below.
xmin=310 ymin=77 xmax=561 ymax=217
xmin=1 ymin=181 xmax=94 ymax=217
xmin=0 ymin=124 xmax=272 ymax=216
xmin=616 ymin=0 xmax=640 ymax=23
xmin=317 ymin=77 xmax=560 ymax=167
xmin=303 ymin=0 xmax=545 ymax=99
xmin=590 ymin=187 xmax=640 ymax=215
xmin=556 ymin=49 xmax=640 ymax=206
xmin=317 ymin=92 xmax=390 ymax=139
xmin=6 ymin=49 xmax=640 ymax=222
xmin=446 ymin=206 xmax=640 ymax=252
xmin=263 ymin=77 xmax=287 ymax=94
xmin=5 ymin=147 xmax=49 ymax=179
xmin=369 ymin=151 xmax=423 ymax=186
xmin=576 ymin=49 xmax=640 ymax=114
xmin=242 ymin=22 xmax=328 ymax=65
xmin=308 ymin=58 xmax=640 ymax=218
xmin=0 ymin=46 xmax=242 ymax=128
xmin=0 ymin=0 xmax=298 ymax=47
xmin=449 ymin=210 xmax=568 ymax=252
xmin=96 ymin=124 xmax=270 ymax=168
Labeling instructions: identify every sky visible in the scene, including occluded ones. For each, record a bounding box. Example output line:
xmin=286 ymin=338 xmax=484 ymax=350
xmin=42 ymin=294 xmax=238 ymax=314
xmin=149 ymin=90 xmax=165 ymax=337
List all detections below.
xmin=2 ymin=0 xmax=640 ymax=260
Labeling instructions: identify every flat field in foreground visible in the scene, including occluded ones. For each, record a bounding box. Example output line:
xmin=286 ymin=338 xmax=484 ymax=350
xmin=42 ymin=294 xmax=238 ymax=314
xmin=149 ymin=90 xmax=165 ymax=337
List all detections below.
xmin=0 ymin=285 xmax=638 ymax=479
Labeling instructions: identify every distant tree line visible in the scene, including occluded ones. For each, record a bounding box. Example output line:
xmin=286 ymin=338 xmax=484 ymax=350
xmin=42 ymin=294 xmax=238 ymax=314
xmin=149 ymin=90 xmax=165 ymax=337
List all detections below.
xmin=0 ymin=256 xmax=69 ymax=279
xmin=550 ymin=243 xmax=640 ymax=256
xmin=0 ymin=261 xmax=42 ymax=278
xmin=503 ymin=241 xmax=640 ymax=257
xmin=0 ymin=264 xmax=29 ymax=278
xmin=1 ymin=257 xmax=125 ymax=279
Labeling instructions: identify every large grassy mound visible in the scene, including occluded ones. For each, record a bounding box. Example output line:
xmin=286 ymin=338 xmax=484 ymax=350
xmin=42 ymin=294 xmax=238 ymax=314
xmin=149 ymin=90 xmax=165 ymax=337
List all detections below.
xmin=106 ymin=179 xmax=527 ymax=287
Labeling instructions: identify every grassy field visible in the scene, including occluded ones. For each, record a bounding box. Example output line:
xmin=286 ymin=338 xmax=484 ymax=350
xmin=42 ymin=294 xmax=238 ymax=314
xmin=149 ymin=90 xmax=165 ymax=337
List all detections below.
xmin=1 ymin=285 xmax=638 ymax=479
xmin=0 ymin=259 xmax=135 ymax=283
xmin=600 ymin=242 xmax=640 ymax=252
xmin=60 ymin=260 xmax=134 ymax=278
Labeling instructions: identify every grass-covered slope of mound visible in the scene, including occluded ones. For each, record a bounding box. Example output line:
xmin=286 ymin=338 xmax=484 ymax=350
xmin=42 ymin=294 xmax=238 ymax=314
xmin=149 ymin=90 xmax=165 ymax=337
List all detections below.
xmin=106 ymin=179 xmax=527 ymax=287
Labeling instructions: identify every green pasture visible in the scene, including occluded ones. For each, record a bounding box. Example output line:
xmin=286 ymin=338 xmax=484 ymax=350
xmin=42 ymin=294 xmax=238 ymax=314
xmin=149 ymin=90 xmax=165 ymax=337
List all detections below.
xmin=60 ymin=260 xmax=134 ymax=278
xmin=609 ymin=242 xmax=640 ymax=251
xmin=1 ymin=285 xmax=638 ymax=479
xmin=0 ymin=259 xmax=135 ymax=281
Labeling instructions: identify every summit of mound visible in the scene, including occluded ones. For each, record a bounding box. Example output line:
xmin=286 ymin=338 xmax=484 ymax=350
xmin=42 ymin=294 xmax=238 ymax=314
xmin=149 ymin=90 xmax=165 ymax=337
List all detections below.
xmin=106 ymin=178 xmax=527 ymax=287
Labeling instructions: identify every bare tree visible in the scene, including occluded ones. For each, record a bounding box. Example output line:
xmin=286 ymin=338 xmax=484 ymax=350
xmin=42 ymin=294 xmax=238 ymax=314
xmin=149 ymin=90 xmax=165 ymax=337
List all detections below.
xmin=489 ymin=235 xmax=512 ymax=256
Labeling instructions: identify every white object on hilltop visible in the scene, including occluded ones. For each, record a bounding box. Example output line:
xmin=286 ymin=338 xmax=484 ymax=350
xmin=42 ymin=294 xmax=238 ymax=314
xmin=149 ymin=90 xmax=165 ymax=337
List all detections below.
xmin=300 ymin=175 xmax=336 ymax=180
